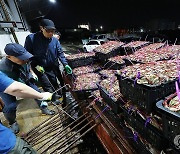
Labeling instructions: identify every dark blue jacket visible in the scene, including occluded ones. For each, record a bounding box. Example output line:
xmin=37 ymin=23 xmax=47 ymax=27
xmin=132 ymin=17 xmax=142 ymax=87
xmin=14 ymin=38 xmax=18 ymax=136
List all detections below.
xmin=0 ymin=58 xmax=33 ymax=84
xmin=24 ymin=32 xmax=67 ymax=68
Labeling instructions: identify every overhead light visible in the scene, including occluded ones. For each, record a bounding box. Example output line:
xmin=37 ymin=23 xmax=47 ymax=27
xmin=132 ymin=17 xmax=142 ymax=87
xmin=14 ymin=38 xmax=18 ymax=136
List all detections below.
xmin=140 ymin=28 xmax=144 ymax=32
xmin=49 ymin=0 xmax=56 ymax=3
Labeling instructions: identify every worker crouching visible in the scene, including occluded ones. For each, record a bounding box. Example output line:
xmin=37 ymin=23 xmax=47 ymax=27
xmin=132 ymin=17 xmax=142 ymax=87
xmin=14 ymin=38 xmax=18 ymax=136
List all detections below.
xmin=0 ymin=43 xmax=55 ymax=134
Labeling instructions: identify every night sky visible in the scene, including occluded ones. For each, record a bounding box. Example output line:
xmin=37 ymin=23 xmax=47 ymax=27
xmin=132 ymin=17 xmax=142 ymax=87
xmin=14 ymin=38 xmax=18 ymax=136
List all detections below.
xmin=45 ymin=0 xmax=180 ymax=29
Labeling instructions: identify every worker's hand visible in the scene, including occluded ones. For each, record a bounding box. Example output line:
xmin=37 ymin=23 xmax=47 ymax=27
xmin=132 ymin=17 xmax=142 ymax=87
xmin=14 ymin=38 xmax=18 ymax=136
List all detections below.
xmin=32 ymin=72 xmax=38 ymax=81
xmin=38 ymin=92 xmax=53 ymax=101
xmin=35 ymin=65 xmax=45 ymax=73
xmin=65 ymin=65 xmax=72 ymax=74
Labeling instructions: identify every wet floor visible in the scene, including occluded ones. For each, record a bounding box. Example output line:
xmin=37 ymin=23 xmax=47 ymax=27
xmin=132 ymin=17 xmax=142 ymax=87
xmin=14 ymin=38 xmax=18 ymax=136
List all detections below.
xmin=0 ymin=93 xmax=107 ymax=153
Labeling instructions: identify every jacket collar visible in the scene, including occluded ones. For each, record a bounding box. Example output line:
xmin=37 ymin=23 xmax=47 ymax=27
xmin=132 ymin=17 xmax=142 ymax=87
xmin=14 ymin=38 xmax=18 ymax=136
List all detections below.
xmin=38 ymin=31 xmax=52 ymax=41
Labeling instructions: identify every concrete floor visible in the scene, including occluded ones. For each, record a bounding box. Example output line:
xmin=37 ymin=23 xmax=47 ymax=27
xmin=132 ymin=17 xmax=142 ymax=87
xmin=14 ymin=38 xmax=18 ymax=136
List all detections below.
xmin=0 ymin=94 xmax=82 ymax=153
xmin=0 ymin=98 xmax=57 ymax=135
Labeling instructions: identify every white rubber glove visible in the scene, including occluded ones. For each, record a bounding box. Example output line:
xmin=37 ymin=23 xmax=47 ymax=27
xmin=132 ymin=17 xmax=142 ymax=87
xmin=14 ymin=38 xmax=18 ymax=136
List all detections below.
xmin=32 ymin=72 xmax=38 ymax=81
xmin=38 ymin=92 xmax=53 ymax=101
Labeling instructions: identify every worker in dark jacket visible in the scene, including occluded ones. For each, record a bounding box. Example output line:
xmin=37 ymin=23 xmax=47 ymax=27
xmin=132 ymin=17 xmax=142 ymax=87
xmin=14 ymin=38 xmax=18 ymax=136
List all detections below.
xmin=0 ymin=43 xmax=55 ymax=134
xmin=24 ymin=19 xmax=72 ymax=106
xmin=0 ymin=71 xmax=55 ymax=154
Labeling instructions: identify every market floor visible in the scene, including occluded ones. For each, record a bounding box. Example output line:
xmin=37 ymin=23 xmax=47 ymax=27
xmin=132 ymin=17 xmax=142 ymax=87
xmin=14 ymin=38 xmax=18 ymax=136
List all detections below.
xmin=0 ymin=98 xmax=57 ymax=135
xmin=0 ymin=94 xmax=107 ymax=153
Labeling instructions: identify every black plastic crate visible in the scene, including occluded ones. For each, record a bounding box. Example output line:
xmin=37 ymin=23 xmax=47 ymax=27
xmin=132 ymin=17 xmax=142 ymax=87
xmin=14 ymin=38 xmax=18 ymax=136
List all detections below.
xmin=123 ymin=127 xmax=152 ymax=154
xmin=156 ymin=99 xmax=180 ymax=150
xmin=73 ymin=88 xmax=98 ymax=100
xmin=121 ymin=42 xmax=150 ymax=55
xmin=95 ymin=47 xmax=122 ymax=62
xmin=105 ymin=60 xmax=125 ymax=70
xmin=97 ymin=84 xmax=122 ymax=114
xmin=122 ymin=105 xmax=167 ymax=150
xmin=95 ymin=99 xmax=124 ymax=126
xmin=116 ymin=74 xmax=176 ymax=113
xmin=167 ymin=143 xmax=180 ymax=154
xmin=67 ymin=56 xmax=94 ymax=68
xmin=121 ymin=47 xmax=135 ymax=55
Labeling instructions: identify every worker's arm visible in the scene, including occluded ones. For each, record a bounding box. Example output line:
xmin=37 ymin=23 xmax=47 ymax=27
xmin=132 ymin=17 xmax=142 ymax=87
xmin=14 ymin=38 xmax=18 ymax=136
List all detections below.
xmin=56 ymin=40 xmax=72 ymax=74
xmin=4 ymin=81 xmax=51 ymax=100
xmin=24 ymin=34 xmax=33 ymax=54
xmin=56 ymin=40 xmax=68 ymax=66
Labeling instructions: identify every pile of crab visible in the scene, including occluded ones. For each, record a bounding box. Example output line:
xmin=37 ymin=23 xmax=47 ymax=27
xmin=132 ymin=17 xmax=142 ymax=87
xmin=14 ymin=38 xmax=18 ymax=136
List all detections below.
xmin=94 ymin=41 xmax=124 ymax=54
xmin=117 ymin=60 xmax=178 ymax=86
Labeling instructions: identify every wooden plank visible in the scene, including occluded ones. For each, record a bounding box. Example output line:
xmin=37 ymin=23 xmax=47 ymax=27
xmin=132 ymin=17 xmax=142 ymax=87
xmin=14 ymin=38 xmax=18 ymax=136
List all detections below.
xmin=95 ymin=123 xmax=123 ymax=154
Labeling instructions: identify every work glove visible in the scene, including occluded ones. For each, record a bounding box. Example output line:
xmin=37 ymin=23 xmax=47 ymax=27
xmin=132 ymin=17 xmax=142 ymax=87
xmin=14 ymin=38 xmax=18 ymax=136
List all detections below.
xmin=35 ymin=65 xmax=45 ymax=73
xmin=38 ymin=92 xmax=53 ymax=101
xmin=64 ymin=65 xmax=72 ymax=74
xmin=38 ymin=92 xmax=62 ymax=102
xmin=31 ymin=72 xmax=38 ymax=81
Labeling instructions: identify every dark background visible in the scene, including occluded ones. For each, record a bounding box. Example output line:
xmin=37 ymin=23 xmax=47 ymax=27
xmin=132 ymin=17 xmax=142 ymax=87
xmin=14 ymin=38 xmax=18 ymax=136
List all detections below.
xmin=18 ymin=0 xmax=180 ymax=29
xmin=46 ymin=0 xmax=180 ymax=29
xmin=17 ymin=0 xmax=180 ymax=43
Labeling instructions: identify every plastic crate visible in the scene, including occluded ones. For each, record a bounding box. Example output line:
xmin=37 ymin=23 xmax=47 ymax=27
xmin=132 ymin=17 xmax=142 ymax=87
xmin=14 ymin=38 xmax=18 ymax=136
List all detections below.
xmin=121 ymin=47 xmax=135 ymax=55
xmin=67 ymin=56 xmax=94 ymax=68
xmin=116 ymin=74 xmax=176 ymax=113
xmin=97 ymin=83 xmax=122 ymax=114
xmin=95 ymin=47 xmax=122 ymax=62
xmin=123 ymin=127 xmax=152 ymax=154
xmin=156 ymin=99 xmax=180 ymax=150
xmin=168 ymin=143 xmax=180 ymax=154
xmin=121 ymin=43 xmax=150 ymax=55
xmin=105 ymin=60 xmax=125 ymax=70
xmin=95 ymin=99 xmax=124 ymax=126
xmin=73 ymin=88 xmax=98 ymax=100
xmin=121 ymin=105 xmax=167 ymax=150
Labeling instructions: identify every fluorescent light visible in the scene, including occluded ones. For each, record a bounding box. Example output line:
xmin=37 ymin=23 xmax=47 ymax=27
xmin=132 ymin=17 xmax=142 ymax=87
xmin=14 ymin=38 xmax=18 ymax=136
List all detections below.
xmin=49 ymin=0 xmax=56 ymax=3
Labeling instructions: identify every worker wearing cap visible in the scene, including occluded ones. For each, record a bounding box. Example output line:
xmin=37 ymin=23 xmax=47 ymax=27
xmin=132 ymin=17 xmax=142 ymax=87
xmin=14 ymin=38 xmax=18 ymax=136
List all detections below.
xmin=0 ymin=43 xmax=55 ymax=134
xmin=0 ymin=71 xmax=55 ymax=154
xmin=24 ymin=19 xmax=72 ymax=106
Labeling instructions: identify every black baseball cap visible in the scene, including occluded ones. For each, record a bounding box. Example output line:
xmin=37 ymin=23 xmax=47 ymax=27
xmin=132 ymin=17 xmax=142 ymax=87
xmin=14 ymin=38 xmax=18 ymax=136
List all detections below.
xmin=4 ymin=43 xmax=33 ymax=60
xmin=40 ymin=19 xmax=56 ymax=30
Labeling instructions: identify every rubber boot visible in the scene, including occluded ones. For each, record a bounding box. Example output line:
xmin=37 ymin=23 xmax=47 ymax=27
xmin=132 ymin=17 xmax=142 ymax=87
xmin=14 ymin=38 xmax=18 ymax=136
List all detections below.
xmin=62 ymin=92 xmax=67 ymax=108
xmin=40 ymin=106 xmax=55 ymax=115
xmin=39 ymin=101 xmax=55 ymax=115
xmin=54 ymin=96 xmax=63 ymax=105
xmin=4 ymin=112 xmax=20 ymax=134
xmin=51 ymin=94 xmax=63 ymax=105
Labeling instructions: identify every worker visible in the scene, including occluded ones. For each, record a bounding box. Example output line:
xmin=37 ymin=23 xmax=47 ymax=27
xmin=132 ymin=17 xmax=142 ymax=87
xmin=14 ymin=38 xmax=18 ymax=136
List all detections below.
xmin=0 ymin=43 xmax=55 ymax=134
xmin=0 ymin=71 xmax=54 ymax=154
xmin=24 ymin=18 xmax=72 ymax=107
